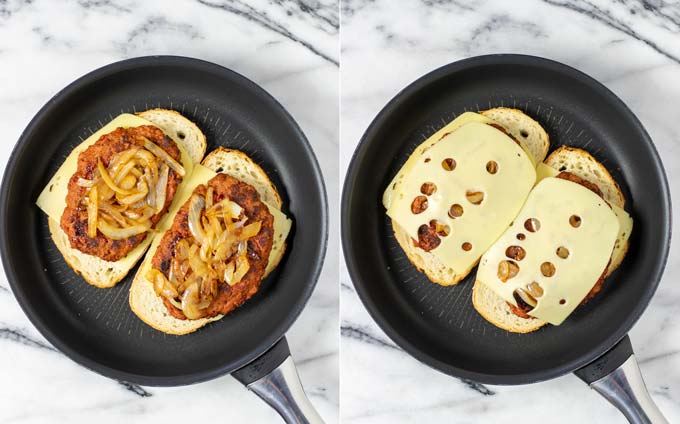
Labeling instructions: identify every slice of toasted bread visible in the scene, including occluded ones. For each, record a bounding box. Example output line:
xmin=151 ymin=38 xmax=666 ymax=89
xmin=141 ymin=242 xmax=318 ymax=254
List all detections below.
xmin=392 ymin=109 xmax=549 ymax=286
xmin=481 ymin=107 xmax=550 ymax=164
xmin=202 ymin=147 xmax=283 ymax=208
xmin=45 ymin=112 xmax=206 ymax=288
xmin=472 ymin=279 xmax=547 ymax=333
xmin=137 ymin=108 xmax=207 ymax=165
xmin=473 ymin=147 xmax=631 ymax=333
xmin=130 ymin=152 xmax=290 ymax=335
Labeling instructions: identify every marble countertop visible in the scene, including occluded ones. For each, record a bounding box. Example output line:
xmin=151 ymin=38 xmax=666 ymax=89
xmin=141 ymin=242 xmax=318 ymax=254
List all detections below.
xmin=340 ymin=0 xmax=680 ymax=423
xmin=0 ymin=1 xmax=338 ymax=423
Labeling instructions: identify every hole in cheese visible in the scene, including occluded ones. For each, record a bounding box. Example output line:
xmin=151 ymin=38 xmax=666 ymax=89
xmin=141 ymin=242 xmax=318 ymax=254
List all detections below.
xmin=420 ymin=182 xmax=436 ymax=196
xmin=541 ymin=262 xmax=556 ymax=277
xmin=424 ymin=157 xmax=431 ymax=163
xmin=486 ymin=161 xmax=498 ymax=174
xmin=527 ymin=282 xmax=544 ymax=298
xmin=411 ymin=196 xmax=428 ymax=214
xmin=570 ymin=215 xmax=582 ymax=228
xmin=505 ymin=245 xmax=526 ymax=261
xmin=516 ymin=233 xmax=526 ymax=240
xmin=524 ymin=218 xmax=540 ymax=232
xmin=462 ymin=242 xmax=472 ymax=251
xmin=497 ymin=260 xmax=519 ymax=282
xmin=465 ymin=190 xmax=484 ymax=205
xmin=429 ymin=220 xmax=450 ymax=237
xmin=556 ymin=246 xmax=569 ymax=259
xmin=441 ymin=158 xmax=456 ymax=171
xmin=448 ymin=203 xmax=464 ymax=219
xmin=559 ymin=299 xmax=567 ymax=305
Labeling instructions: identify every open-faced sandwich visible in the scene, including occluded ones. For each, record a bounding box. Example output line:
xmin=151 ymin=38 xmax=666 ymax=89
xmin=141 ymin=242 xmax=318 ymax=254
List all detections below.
xmin=383 ymin=108 xmax=549 ymax=286
xmin=36 ymin=110 xmax=291 ymax=335
xmin=473 ymin=146 xmax=633 ymax=333
xmin=36 ymin=110 xmax=204 ymax=287
xmin=383 ymin=107 xmax=633 ymax=332
xmin=129 ymin=149 xmax=291 ymax=335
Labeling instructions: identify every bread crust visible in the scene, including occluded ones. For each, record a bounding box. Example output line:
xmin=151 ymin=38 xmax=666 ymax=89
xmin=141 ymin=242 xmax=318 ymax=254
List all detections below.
xmin=202 ymin=147 xmax=283 ymax=208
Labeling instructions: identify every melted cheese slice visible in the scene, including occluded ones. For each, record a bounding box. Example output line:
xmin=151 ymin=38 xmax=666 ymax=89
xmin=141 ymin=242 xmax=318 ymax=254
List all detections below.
xmin=383 ymin=113 xmax=497 ymax=209
xmin=477 ymin=177 xmax=620 ymax=325
xmin=35 ymin=114 xmax=195 ymax=268
xmin=387 ymin=122 xmax=536 ymax=273
xmin=383 ymin=112 xmax=540 ymax=211
xmin=536 ymin=162 xmax=559 ymax=182
xmin=535 ymin=161 xmax=632 ymax=269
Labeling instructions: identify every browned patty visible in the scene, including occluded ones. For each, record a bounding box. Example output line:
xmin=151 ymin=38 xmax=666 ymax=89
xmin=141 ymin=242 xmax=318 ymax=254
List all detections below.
xmin=412 ymin=123 xmax=520 ymax=252
xmin=61 ymin=126 xmax=182 ymax=262
xmin=152 ymin=173 xmax=274 ymax=320
xmin=507 ymin=171 xmax=611 ymax=318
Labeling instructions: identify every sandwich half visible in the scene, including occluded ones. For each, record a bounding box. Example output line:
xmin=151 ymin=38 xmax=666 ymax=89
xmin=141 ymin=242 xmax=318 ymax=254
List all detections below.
xmin=129 ymin=150 xmax=292 ymax=335
xmin=473 ymin=147 xmax=633 ymax=332
xmin=36 ymin=110 xmax=205 ymax=288
xmin=384 ymin=108 xmax=549 ymax=286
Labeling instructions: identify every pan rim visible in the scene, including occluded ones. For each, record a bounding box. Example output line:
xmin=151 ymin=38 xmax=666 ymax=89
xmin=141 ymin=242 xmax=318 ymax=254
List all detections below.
xmin=341 ymin=53 xmax=671 ymax=385
xmin=0 ymin=55 xmax=329 ymax=386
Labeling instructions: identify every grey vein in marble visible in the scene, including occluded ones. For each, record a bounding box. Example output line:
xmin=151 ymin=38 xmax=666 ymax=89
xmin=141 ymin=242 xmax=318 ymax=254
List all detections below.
xmin=196 ymin=0 xmax=339 ymax=65
xmin=470 ymin=14 xmax=547 ymax=41
xmin=117 ymin=381 xmax=152 ymax=398
xmin=76 ymin=0 xmax=132 ymax=13
xmin=541 ymin=0 xmax=680 ymax=63
xmin=341 ymin=323 xmax=398 ymax=350
xmin=0 ymin=325 xmax=56 ymax=352
xmin=124 ymin=16 xmax=203 ymax=49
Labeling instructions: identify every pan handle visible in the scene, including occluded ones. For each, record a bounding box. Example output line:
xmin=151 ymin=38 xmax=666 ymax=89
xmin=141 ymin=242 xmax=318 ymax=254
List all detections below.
xmin=232 ymin=337 xmax=324 ymax=424
xmin=574 ymin=335 xmax=667 ymax=424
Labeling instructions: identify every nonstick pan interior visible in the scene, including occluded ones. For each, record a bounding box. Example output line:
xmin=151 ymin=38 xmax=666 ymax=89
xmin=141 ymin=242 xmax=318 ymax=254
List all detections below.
xmin=342 ymin=55 xmax=670 ymax=384
xmin=1 ymin=57 xmax=327 ymax=386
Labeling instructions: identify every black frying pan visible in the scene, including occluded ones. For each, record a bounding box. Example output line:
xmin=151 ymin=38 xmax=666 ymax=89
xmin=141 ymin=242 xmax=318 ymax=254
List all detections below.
xmin=1 ymin=56 xmax=327 ymax=423
xmin=342 ymin=55 xmax=671 ymax=423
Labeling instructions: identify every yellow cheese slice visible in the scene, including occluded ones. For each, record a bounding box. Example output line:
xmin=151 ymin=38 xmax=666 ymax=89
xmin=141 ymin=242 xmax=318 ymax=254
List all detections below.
xmin=536 ymin=161 xmax=631 ymax=271
xmin=536 ymin=162 xmax=559 ymax=182
xmin=138 ymin=164 xmax=291 ymax=281
xmin=383 ymin=112 xmax=493 ymax=209
xmin=387 ymin=122 xmax=536 ymax=273
xmin=383 ymin=112 xmax=538 ymax=209
xmin=35 ymin=113 xmax=195 ymax=271
xmin=610 ymin=203 xmax=633 ymax=268
xmin=477 ymin=177 xmax=620 ymax=325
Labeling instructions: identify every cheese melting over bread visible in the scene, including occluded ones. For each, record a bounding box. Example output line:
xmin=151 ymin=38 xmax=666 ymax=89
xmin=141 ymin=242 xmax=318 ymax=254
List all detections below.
xmin=387 ymin=122 xmax=536 ymax=273
xmin=477 ymin=177 xmax=620 ymax=325
xmin=535 ymin=161 xmax=632 ymax=272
